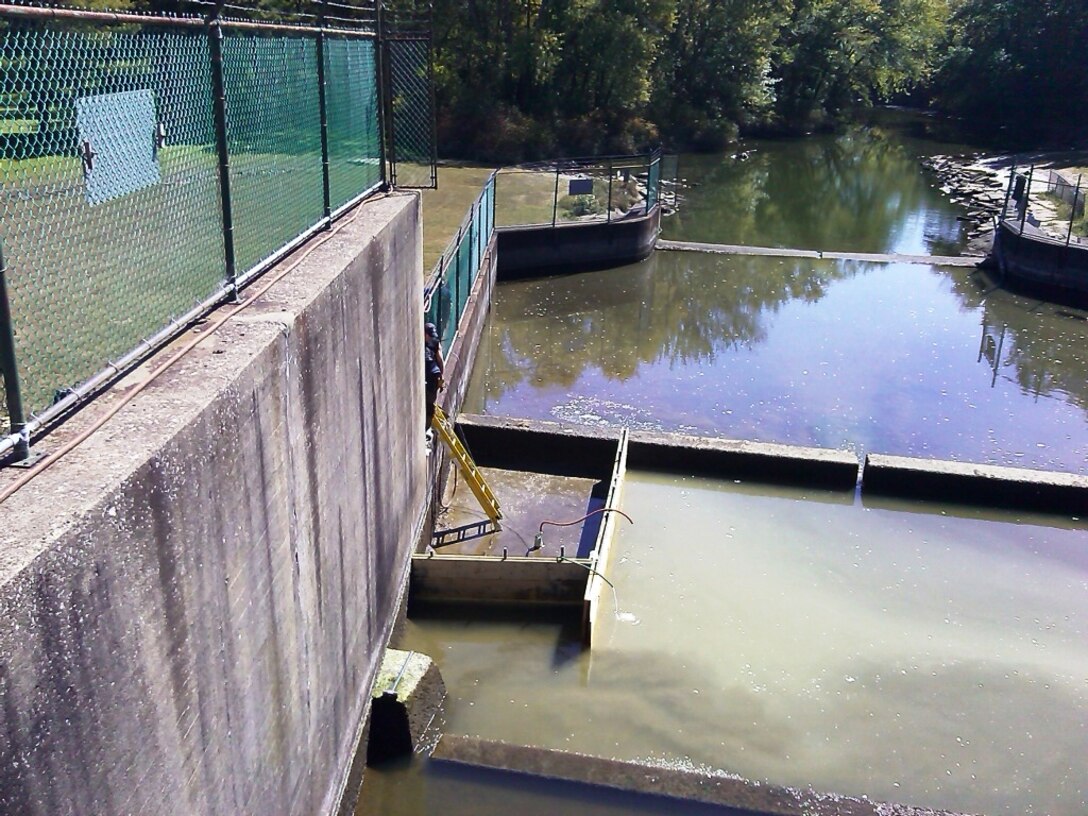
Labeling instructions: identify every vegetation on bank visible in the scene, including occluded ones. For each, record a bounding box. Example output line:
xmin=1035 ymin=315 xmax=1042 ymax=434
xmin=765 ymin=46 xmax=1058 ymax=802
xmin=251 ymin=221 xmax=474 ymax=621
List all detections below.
xmin=33 ymin=0 xmax=1088 ymax=160
xmin=382 ymin=0 xmax=1087 ymax=161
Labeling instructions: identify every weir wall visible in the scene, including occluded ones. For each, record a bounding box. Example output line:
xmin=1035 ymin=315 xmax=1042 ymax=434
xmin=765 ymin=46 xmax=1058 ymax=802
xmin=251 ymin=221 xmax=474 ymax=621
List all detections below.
xmin=0 ymin=194 xmax=426 ymax=816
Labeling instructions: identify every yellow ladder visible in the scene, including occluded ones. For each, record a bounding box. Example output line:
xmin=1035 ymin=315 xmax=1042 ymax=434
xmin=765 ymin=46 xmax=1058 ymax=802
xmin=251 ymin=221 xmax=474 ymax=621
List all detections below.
xmin=431 ymin=406 xmax=502 ymax=525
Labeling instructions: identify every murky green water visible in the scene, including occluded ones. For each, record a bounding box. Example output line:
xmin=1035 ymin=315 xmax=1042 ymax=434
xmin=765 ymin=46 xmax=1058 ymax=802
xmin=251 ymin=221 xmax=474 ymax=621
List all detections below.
xmin=465 ymin=252 xmax=1088 ymax=473
xmin=365 ymin=474 xmax=1088 ymax=816
xmin=662 ymin=113 xmax=973 ymax=255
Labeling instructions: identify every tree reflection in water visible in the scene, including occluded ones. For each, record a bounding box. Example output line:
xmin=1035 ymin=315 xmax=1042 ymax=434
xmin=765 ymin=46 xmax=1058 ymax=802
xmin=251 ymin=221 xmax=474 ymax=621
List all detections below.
xmin=465 ymin=252 xmax=1088 ymax=473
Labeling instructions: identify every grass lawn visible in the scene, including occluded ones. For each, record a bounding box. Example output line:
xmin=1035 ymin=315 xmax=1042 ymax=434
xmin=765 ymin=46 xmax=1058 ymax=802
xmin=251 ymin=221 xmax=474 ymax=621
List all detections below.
xmin=419 ymin=163 xmax=496 ymax=276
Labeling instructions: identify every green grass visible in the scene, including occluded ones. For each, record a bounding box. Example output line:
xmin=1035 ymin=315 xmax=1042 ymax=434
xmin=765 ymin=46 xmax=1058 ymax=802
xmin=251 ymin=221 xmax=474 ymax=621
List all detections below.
xmin=0 ymin=144 xmax=379 ymax=415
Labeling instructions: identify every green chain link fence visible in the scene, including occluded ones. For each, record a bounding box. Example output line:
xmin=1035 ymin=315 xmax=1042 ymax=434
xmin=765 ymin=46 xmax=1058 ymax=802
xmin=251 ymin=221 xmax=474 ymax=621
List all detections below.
xmin=425 ymin=173 xmax=495 ymax=354
xmin=0 ymin=2 xmax=434 ymax=459
xmin=385 ymin=35 xmax=435 ymax=189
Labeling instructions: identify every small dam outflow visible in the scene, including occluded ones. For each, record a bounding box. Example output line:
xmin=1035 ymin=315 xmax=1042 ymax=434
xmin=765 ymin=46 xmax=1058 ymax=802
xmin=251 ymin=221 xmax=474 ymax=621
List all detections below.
xmin=365 ymin=409 xmax=1088 ymax=816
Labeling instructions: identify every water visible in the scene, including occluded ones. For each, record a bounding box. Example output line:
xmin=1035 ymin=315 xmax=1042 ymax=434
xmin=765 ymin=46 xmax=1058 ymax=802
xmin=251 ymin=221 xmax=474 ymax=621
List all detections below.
xmin=365 ymin=474 xmax=1088 ymax=816
xmin=465 ymin=252 xmax=1088 ymax=472
xmin=662 ymin=113 xmax=973 ymax=255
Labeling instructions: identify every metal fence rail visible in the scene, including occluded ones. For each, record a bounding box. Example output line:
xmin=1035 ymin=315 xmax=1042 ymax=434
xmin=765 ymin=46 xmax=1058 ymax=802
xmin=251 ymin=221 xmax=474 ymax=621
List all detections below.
xmin=0 ymin=0 xmax=435 ymax=461
xmin=494 ymin=149 xmax=662 ymax=229
xmin=425 ymin=173 xmax=496 ymax=354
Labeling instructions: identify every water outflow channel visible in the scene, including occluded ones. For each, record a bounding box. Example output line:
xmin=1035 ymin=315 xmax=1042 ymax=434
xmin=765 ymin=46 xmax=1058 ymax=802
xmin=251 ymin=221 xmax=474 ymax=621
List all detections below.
xmin=359 ymin=116 xmax=1088 ymax=815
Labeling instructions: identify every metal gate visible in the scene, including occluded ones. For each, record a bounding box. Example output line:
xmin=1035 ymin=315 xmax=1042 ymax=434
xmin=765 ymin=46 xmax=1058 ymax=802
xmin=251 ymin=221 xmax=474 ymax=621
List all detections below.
xmin=382 ymin=14 xmax=437 ymax=189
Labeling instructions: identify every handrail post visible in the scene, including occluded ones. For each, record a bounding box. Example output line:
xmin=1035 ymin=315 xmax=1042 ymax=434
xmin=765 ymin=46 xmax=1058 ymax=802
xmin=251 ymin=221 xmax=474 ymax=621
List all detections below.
xmin=377 ymin=0 xmax=395 ymax=188
xmin=0 ymin=245 xmax=30 ymax=462
xmin=606 ymin=158 xmax=613 ymax=224
xmin=1066 ymin=175 xmax=1082 ymax=248
xmin=316 ymin=0 xmax=332 ymax=222
xmin=552 ymin=164 xmax=560 ymax=227
xmin=1018 ymin=165 xmax=1034 ymax=235
xmin=208 ymin=20 xmax=238 ymax=300
xmin=999 ymin=163 xmax=1015 ymax=222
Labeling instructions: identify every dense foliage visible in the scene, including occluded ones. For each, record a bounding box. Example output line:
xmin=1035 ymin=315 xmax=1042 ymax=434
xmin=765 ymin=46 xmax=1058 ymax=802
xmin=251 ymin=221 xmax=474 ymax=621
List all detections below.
xmin=382 ymin=0 xmax=1087 ymax=159
xmin=91 ymin=0 xmax=1087 ymax=156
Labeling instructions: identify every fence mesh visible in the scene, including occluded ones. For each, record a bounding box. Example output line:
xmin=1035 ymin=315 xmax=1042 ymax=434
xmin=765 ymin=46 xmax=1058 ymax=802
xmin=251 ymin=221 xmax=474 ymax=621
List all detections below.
xmin=0 ymin=6 xmax=435 ymax=447
xmin=1 ymin=23 xmax=225 ymax=416
xmin=426 ymin=174 xmax=495 ymax=354
xmin=494 ymin=151 xmax=663 ymax=228
xmin=224 ymin=33 xmax=323 ymax=273
xmin=326 ymin=36 xmax=381 ymax=211
xmin=386 ymin=37 xmax=435 ymax=188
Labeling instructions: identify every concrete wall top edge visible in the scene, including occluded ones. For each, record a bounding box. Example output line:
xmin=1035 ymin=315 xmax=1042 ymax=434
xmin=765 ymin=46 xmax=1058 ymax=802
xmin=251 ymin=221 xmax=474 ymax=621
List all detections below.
xmin=433 ymin=735 xmax=972 ymax=816
xmin=457 ymin=414 xmax=623 ymax=442
xmin=864 ymin=453 xmax=1088 ymax=488
xmin=628 ymin=430 xmax=859 ymax=466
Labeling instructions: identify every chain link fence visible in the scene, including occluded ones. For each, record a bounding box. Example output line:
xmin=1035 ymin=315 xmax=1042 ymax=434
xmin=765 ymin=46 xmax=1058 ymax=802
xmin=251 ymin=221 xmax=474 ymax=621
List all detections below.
xmin=0 ymin=1 xmax=435 ymax=459
xmin=384 ymin=34 xmax=436 ymax=189
xmin=1001 ymin=164 xmax=1086 ymax=245
xmin=425 ymin=173 xmax=495 ymax=354
xmin=494 ymin=149 xmax=663 ymax=228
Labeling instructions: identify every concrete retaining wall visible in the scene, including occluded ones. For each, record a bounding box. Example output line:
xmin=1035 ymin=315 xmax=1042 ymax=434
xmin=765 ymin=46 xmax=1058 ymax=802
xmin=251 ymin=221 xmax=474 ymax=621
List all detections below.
xmin=862 ymin=453 xmax=1088 ymax=515
xmin=496 ymin=207 xmax=660 ymax=279
xmin=991 ymin=220 xmax=1088 ymax=307
xmin=0 ymin=194 xmax=427 ymax=816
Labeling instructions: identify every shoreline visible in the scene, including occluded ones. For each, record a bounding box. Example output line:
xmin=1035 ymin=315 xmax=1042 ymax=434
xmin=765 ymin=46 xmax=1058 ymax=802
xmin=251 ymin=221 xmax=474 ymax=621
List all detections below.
xmin=922 ymin=149 xmax=1088 ymax=256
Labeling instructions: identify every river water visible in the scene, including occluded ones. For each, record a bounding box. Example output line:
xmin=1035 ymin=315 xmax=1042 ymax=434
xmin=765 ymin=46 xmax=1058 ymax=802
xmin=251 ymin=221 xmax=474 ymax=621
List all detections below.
xmin=358 ymin=116 xmax=1088 ymax=814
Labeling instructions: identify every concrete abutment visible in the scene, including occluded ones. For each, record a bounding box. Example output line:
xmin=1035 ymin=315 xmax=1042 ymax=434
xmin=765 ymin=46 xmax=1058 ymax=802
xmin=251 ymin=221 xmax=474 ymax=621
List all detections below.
xmin=0 ymin=193 xmax=426 ymax=816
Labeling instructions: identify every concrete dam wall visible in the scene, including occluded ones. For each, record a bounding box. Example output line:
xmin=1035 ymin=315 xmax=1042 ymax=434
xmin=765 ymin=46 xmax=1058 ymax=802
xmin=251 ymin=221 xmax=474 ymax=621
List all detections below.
xmin=0 ymin=194 xmax=427 ymax=816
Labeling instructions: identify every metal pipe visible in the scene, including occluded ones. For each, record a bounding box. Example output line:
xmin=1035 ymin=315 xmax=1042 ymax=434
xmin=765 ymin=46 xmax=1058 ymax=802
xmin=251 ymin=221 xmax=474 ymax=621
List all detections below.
xmin=375 ymin=0 xmax=389 ymax=189
xmin=209 ymin=22 xmax=239 ymax=299
xmin=552 ymin=164 xmax=560 ymax=227
xmin=0 ymin=246 xmax=29 ymax=462
xmin=0 ymin=3 xmax=376 ymax=37
xmin=1018 ymin=165 xmax=1034 ymax=235
xmin=1066 ymin=175 xmax=1082 ymax=248
xmin=316 ymin=2 xmax=332 ymax=221
xmin=607 ymin=158 xmax=613 ymax=224
xmin=999 ymin=163 xmax=1015 ymax=222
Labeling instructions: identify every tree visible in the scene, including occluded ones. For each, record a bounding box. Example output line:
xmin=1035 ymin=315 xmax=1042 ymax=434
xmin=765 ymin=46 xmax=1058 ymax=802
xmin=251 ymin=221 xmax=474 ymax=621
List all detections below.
xmin=933 ymin=0 xmax=1088 ymax=138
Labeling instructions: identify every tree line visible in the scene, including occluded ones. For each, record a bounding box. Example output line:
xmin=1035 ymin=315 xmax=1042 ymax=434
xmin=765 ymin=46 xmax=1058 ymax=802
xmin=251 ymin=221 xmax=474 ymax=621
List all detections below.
xmin=384 ymin=0 xmax=1087 ymax=160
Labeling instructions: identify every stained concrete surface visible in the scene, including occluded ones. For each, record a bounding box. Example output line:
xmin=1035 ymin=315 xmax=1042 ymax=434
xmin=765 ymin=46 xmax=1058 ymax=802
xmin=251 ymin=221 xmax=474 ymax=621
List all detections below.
xmin=435 ymin=466 xmax=600 ymax=558
xmin=0 ymin=193 xmax=426 ymax=816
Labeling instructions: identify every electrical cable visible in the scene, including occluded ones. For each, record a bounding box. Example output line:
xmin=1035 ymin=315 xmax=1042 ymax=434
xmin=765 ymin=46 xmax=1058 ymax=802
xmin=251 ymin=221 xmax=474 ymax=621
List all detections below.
xmin=538 ymin=506 xmax=633 ymax=534
xmin=0 ymin=195 xmax=389 ymax=505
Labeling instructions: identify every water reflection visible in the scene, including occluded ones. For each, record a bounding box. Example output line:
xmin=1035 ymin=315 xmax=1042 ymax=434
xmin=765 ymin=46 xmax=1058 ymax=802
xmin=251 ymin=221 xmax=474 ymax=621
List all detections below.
xmin=662 ymin=122 xmax=969 ymax=255
xmin=465 ymin=252 xmax=1088 ymax=472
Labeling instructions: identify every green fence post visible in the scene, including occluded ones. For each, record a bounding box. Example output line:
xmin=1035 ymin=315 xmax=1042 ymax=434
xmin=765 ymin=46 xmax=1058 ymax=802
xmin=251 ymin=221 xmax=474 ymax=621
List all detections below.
xmin=209 ymin=21 xmax=238 ymax=299
xmin=0 ymin=245 xmax=30 ymax=462
xmin=316 ymin=3 xmax=332 ymax=222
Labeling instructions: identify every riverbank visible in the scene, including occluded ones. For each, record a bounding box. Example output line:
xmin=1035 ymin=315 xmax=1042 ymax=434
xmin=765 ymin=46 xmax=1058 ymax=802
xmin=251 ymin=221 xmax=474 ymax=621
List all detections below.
xmin=922 ymin=149 xmax=1088 ymax=255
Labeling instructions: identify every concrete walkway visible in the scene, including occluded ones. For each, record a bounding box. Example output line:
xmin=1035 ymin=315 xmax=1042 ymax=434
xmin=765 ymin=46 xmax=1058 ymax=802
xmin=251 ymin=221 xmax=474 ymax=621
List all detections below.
xmin=657 ymin=239 xmax=984 ymax=267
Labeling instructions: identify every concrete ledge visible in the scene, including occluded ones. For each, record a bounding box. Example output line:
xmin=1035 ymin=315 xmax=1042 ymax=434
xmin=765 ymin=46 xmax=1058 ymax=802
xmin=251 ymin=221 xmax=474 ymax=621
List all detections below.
xmin=456 ymin=414 xmax=622 ymax=480
xmin=863 ymin=453 xmax=1088 ymax=514
xmin=410 ymin=555 xmax=590 ymax=606
xmin=432 ymin=736 xmax=970 ymax=816
xmin=627 ymin=430 xmax=859 ymax=489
